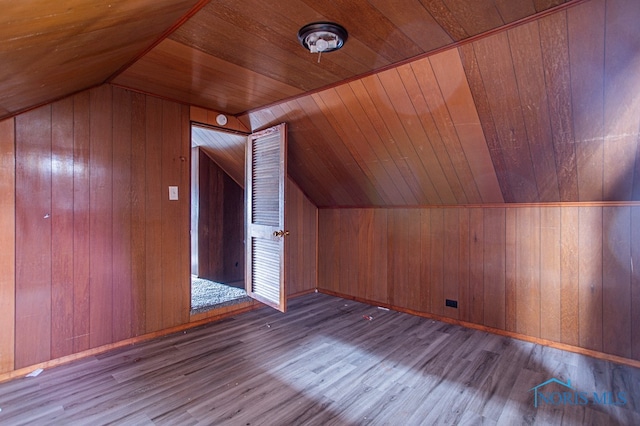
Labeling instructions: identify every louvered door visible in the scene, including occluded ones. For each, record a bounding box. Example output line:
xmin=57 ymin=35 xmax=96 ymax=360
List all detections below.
xmin=245 ymin=123 xmax=287 ymax=312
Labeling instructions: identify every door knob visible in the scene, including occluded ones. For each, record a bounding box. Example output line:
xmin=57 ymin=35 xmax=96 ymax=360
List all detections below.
xmin=273 ymin=230 xmax=290 ymax=237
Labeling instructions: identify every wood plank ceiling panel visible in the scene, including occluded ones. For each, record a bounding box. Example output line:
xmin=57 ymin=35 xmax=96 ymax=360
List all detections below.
xmin=364 ymin=70 xmax=443 ymax=205
xmin=428 ymin=49 xmax=504 ymax=203
xmin=192 ymin=126 xmax=246 ymax=187
xmin=113 ymin=0 xmax=570 ymax=116
xmin=539 ymin=11 xmax=579 ymax=202
xmin=459 ymin=0 xmax=640 ymax=203
xmin=602 ymin=0 xmax=640 ymax=201
xmin=569 ymin=0 xmax=605 ymax=201
xmin=169 ymin=0 xmax=368 ymax=85
xmin=507 ymin=21 xmax=559 ymax=202
xmin=213 ymin=0 xmax=640 ymax=207
xmin=112 ymin=38 xmax=304 ymax=115
xmin=0 ymin=0 xmax=203 ymax=119
xmin=465 ymin=31 xmax=540 ymax=203
xmin=242 ymin=49 xmax=502 ymax=207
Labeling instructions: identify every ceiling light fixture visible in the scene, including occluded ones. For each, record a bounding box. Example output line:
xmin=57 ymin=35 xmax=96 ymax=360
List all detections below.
xmin=298 ymin=22 xmax=348 ymax=62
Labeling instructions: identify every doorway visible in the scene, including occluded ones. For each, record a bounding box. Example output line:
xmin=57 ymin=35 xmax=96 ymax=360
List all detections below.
xmin=190 ymin=125 xmax=249 ymax=314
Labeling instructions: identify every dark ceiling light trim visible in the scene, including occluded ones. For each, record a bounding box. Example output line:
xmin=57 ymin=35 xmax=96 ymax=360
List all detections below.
xmin=297 ymin=22 xmax=348 ymax=54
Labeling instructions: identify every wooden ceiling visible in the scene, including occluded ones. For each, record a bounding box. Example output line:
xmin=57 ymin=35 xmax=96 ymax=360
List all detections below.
xmin=114 ymin=0 xmax=571 ymax=115
xmin=0 ymin=0 xmax=205 ymax=119
xmin=4 ymin=0 xmax=640 ymax=207
xmin=197 ymin=0 xmax=640 ymax=206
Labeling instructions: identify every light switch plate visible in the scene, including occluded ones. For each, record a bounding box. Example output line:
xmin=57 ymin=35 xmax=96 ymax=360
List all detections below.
xmin=169 ymin=186 xmax=179 ymax=200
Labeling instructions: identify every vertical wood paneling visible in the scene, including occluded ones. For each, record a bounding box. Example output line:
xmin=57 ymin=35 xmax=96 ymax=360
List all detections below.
xmin=318 ymin=204 xmax=639 ymax=361
xmin=631 ymin=207 xmax=640 ymax=360
xmin=303 ymin=187 xmax=319 ymax=295
xmin=130 ymin=92 xmax=147 ymax=336
xmin=387 ymin=209 xmax=406 ymax=307
xmin=221 ymin=164 xmax=244 ymax=282
xmin=191 ymin=147 xmax=200 ymax=276
xmin=112 ymin=88 xmax=133 ymax=342
xmin=338 ymin=210 xmax=355 ymax=296
xmin=457 ymin=208 xmax=470 ymax=322
xmin=515 ymin=207 xmax=541 ymax=337
xmin=89 ymin=85 xmax=114 ymax=348
xmin=196 ymin=149 xmax=243 ymax=283
xmin=388 ymin=209 xmax=421 ymax=311
xmin=430 ymin=209 xmax=445 ymax=316
xmin=419 ymin=210 xmax=431 ymax=312
xmin=145 ymin=96 xmax=163 ymax=333
xmin=285 ymin=178 xmax=318 ymax=296
xmin=179 ymin=105 xmax=191 ymax=321
xmin=0 ymin=118 xmax=15 ymax=374
xmin=361 ymin=209 xmax=387 ymax=304
xmin=15 ymin=106 xmax=52 ymax=368
xmin=287 ymin=179 xmax=305 ymax=295
xmin=72 ymin=91 xmax=91 ymax=352
xmin=51 ymin=98 xmax=75 ymax=359
xmin=198 ymin=149 xmax=221 ymax=279
xmin=539 ymin=207 xmax=561 ymax=342
xmin=468 ymin=208 xmax=484 ymax=324
xmin=161 ymin=100 xmax=187 ymax=329
xmin=442 ymin=209 xmax=459 ymax=319
xmin=483 ymin=208 xmax=505 ymax=330
xmin=560 ymin=207 xmax=579 ymax=346
xmin=318 ymin=209 xmax=341 ymax=295
xmin=602 ymin=206 xmax=632 ymax=358
xmin=579 ymin=207 xmax=602 ymax=351
xmin=348 ymin=208 xmax=366 ymax=299
xmin=10 ymin=85 xmax=192 ymax=371
xmin=504 ymin=209 xmax=517 ymax=332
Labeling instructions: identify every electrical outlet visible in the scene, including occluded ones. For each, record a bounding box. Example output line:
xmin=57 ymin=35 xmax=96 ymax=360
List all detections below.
xmin=445 ymin=299 xmax=458 ymax=308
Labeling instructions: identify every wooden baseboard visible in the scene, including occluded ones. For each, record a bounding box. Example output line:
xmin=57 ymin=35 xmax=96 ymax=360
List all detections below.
xmin=317 ymin=288 xmax=640 ymax=369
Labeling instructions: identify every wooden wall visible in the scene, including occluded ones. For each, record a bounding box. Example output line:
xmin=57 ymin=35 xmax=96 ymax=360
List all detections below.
xmin=0 ymin=91 xmax=318 ymax=374
xmin=195 ymin=148 xmax=244 ymax=283
xmin=0 ymin=118 xmax=15 ymax=373
xmin=319 ymin=205 xmax=640 ymax=361
xmin=2 ymin=85 xmax=191 ymax=371
xmin=285 ymin=178 xmax=318 ymax=296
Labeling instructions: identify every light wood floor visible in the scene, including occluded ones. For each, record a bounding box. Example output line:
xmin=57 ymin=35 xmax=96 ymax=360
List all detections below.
xmin=1 ymin=293 xmax=639 ymax=425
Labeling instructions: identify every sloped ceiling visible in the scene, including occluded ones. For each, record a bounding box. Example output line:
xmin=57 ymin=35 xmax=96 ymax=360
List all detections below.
xmin=114 ymin=0 xmax=571 ymax=115
xmin=4 ymin=0 xmax=640 ymax=207
xmin=204 ymin=0 xmax=640 ymax=206
xmin=0 ymin=0 xmax=205 ymax=119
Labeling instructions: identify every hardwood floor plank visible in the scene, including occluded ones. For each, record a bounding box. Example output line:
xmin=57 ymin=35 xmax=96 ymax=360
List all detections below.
xmin=0 ymin=293 xmax=638 ymax=425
